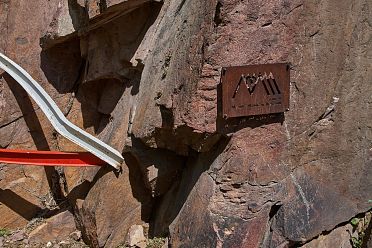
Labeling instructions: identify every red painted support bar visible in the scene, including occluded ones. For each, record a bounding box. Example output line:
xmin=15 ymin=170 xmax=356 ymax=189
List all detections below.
xmin=0 ymin=149 xmax=106 ymax=167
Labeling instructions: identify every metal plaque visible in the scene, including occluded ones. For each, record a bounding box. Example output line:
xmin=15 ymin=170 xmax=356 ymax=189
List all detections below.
xmin=221 ymin=63 xmax=290 ymax=118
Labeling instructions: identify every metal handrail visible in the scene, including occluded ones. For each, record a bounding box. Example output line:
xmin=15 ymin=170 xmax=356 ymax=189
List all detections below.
xmin=0 ymin=53 xmax=123 ymax=169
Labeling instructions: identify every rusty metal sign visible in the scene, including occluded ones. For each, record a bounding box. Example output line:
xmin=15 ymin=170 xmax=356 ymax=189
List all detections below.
xmin=221 ymin=63 xmax=290 ymax=118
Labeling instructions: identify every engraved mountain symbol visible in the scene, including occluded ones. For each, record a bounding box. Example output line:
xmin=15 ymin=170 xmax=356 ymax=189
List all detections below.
xmin=232 ymin=72 xmax=281 ymax=98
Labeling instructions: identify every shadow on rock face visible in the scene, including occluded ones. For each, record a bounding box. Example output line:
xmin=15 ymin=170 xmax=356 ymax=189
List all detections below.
xmin=0 ymin=73 xmax=120 ymax=230
xmin=40 ymin=38 xmax=83 ymax=94
xmin=148 ymin=136 xmax=231 ymax=238
xmin=2 ymin=72 xmax=66 ymax=206
xmin=124 ymin=137 xmax=187 ymax=198
xmin=39 ymin=39 xmax=126 ymax=133
xmin=72 ymin=156 xmax=153 ymax=247
xmin=75 ymin=78 xmax=127 ymax=133
xmin=40 ymin=2 xmax=162 ymax=134
xmin=123 ymin=152 xmax=155 ymax=222
xmin=66 ymin=166 xmax=114 ymax=205
xmin=0 ymin=188 xmax=43 ymax=221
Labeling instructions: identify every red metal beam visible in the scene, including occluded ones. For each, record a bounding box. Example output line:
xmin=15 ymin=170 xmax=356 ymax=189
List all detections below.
xmin=0 ymin=149 xmax=106 ymax=167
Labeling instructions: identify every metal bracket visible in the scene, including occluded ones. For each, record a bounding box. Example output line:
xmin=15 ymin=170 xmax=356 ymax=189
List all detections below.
xmin=0 ymin=53 xmax=124 ymax=169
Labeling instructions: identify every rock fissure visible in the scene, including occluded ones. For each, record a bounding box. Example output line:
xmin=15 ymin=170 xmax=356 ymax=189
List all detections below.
xmin=0 ymin=115 xmax=23 ymax=130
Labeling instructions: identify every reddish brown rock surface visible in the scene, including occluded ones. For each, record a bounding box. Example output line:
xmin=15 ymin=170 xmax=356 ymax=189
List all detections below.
xmin=28 ymin=210 xmax=77 ymax=244
xmin=0 ymin=0 xmax=371 ymax=247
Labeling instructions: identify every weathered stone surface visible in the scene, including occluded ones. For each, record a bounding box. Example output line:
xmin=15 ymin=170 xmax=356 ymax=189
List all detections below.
xmin=131 ymin=0 xmax=220 ymax=154
xmin=160 ymin=128 xmax=287 ymax=247
xmin=301 ymin=224 xmax=353 ymax=248
xmin=76 ymin=165 xmax=152 ymax=248
xmin=39 ymin=0 xmax=82 ymax=48
xmin=1 ymin=0 xmax=371 ymax=247
xmin=84 ymin=2 xmax=161 ymax=82
xmin=8 ymin=230 xmax=25 ymax=242
xmin=0 ymin=0 xmax=83 ymax=228
xmin=28 ymin=211 xmax=77 ymax=244
xmin=151 ymin=0 xmax=372 ymax=247
xmin=127 ymin=225 xmax=146 ymax=247
xmin=40 ymin=0 xmax=160 ymax=48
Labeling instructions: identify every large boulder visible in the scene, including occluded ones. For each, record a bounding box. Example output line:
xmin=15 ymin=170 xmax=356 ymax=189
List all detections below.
xmin=146 ymin=0 xmax=372 ymax=247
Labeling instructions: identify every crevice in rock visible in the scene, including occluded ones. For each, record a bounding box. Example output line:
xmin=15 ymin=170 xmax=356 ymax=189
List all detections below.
xmin=315 ymin=97 xmax=339 ymax=123
xmin=159 ymin=105 xmax=174 ymax=129
xmin=63 ymin=166 xmax=116 ymax=247
xmin=68 ymin=0 xmax=90 ymax=32
xmin=214 ymin=1 xmax=223 ymax=27
xmin=148 ymin=136 xmax=230 ymax=238
xmin=285 ymin=211 xmax=372 ymax=247
xmin=262 ymin=21 xmax=273 ymax=27
xmin=147 ymin=194 xmax=172 ymax=238
xmin=269 ymin=203 xmax=282 ymax=220
xmin=175 ymin=0 xmax=187 ymax=15
xmin=99 ymin=0 xmax=108 ymax=13
xmin=0 ymin=115 xmax=23 ymax=129
xmin=125 ymin=136 xmax=186 ymax=198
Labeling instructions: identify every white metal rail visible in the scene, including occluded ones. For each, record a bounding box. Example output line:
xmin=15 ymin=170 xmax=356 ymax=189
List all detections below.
xmin=0 ymin=53 xmax=123 ymax=170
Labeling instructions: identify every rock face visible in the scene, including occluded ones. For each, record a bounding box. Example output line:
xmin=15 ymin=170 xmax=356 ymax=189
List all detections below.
xmin=75 ymin=165 xmax=152 ymax=247
xmin=301 ymin=224 xmax=353 ymax=248
xmin=0 ymin=0 xmax=371 ymax=248
xmin=0 ymin=0 xmax=74 ymax=228
xmin=28 ymin=210 xmax=77 ymax=244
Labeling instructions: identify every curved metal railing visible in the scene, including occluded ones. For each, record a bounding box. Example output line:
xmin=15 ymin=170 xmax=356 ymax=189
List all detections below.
xmin=0 ymin=53 xmax=123 ymax=169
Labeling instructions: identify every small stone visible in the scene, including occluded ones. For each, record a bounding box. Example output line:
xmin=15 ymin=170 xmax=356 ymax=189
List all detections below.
xmin=0 ymin=237 xmax=4 ymax=247
xmin=127 ymin=225 xmax=146 ymax=247
xmin=162 ymin=238 xmax=169 ymax=248
xmin=46 ymin=241 xmax=53 ymax=247
xmin=58 ymin=241 xmax=70 ymax=245
xmin=70 ymin=230 xmax=81 ymax=241
xmin=9 ymin=230 xmax=25 ymax=242
xmin=58 ymin=240 xmax=71 ymax=248
xmin=28 ymin=211 xmax=77 ymax=244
